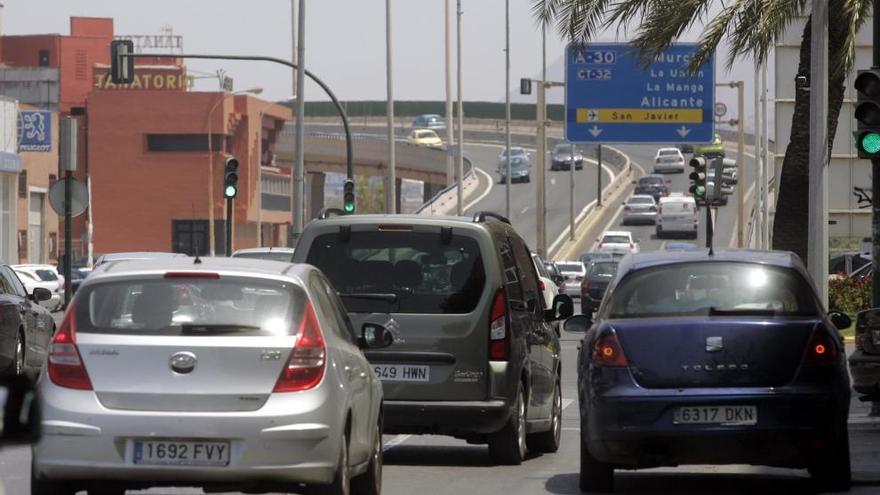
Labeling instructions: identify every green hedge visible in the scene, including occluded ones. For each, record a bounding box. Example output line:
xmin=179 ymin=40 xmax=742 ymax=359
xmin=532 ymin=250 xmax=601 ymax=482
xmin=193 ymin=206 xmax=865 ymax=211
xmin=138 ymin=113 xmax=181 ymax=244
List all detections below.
xmin=828 ymin=275 xmax=872 ymax=314
xmin=288 ymin=100 xmax=565 ymax=121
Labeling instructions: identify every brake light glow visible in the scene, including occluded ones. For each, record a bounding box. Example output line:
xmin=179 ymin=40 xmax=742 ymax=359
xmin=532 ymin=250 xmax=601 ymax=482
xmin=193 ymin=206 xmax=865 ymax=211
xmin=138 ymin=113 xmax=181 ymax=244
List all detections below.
xmin=274 ymin=302 xmax=326 ymax=392
xmin=164 ymin=272 xmax=220 ymax=279
xmin=581 ymin=278 xmax=590 ymax=295
xmin=489 ymin=289 xmax=509 ymax=361
xmin=592 ymin=332 xmax=628 ymax=367
xmin=47 ymin=307 xmax=93 ymax=390
xmin=803 ymin=331 xmax=837 ymax=366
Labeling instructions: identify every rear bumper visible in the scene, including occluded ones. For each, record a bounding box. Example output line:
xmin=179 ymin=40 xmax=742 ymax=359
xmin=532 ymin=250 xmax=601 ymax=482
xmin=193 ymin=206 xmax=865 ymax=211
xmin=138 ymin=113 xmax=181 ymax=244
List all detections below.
xmin=383 ymin=399 xmax=511 ymax=436
xmin=849 ymin=350 xmax=880 ymax=396
xmin=622 ymin=212 xmax=657 ymax=224
xmin=585 ymin=390 xmax=845 ymax=468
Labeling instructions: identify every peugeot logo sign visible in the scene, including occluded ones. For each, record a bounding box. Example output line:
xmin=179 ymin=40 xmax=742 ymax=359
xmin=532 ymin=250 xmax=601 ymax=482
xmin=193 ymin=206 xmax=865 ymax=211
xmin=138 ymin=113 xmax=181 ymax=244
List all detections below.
xmin=169 ymin=351 xmax=198 ymax=374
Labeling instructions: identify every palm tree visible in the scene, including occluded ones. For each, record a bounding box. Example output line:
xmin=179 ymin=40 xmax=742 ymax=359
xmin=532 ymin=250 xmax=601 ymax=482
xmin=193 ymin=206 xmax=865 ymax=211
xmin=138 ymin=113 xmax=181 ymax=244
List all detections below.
xmin=533 ymin=0 xmax=872 ymax=262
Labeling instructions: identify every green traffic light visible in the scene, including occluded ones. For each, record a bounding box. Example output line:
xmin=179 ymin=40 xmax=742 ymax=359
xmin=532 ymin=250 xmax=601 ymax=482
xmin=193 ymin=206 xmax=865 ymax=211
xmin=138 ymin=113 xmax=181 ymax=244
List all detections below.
xmin=224 ymin=185 xmax=237 ymax=198
xmin=690 ymin=185 xmax=706 ymax=197
xmin=861 ymin=132 xmax=880 ymax=154
xmin=343 ymin=202 xmax=355 ymax=213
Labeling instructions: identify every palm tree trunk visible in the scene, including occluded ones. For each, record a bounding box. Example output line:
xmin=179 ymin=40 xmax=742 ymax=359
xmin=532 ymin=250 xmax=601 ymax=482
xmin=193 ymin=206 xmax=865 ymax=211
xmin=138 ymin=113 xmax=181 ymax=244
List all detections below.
xmin=772 ymin=7 xmax=848 ymax=263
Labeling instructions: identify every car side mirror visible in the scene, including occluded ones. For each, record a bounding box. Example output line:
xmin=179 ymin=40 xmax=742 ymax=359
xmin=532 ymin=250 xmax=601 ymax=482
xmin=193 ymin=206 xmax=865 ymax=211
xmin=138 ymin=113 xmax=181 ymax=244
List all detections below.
xmin=828 ymin=311 xmax=852 ymax=331
xmin=545 ymin=294 xmax=574 ymax=322
xmin=551 ymin=275 xmax=564 ymax=285
xmin=0 ymin=375 xmax=41 ymax=447
xmin=359 ymin=323 xmax=394 ymax=349
xmin=563 ymin=314 xmax=592 ymax=333
xmin=30 ymin=287 xmax=52 ymax=303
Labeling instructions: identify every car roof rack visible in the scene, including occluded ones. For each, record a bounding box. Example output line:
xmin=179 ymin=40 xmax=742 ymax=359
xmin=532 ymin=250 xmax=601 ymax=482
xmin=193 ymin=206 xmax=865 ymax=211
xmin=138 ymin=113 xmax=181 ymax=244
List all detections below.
xmin=317 ymin=207 xmax=346 ymax=220
xmin=472 ymin=211 xmax=511 ymax=225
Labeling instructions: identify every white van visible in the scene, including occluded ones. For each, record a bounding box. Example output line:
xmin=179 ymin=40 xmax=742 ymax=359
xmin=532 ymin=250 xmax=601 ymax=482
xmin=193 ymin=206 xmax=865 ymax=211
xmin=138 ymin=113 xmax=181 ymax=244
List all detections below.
xmin=656 ymin=195 xmax=698 ymax=239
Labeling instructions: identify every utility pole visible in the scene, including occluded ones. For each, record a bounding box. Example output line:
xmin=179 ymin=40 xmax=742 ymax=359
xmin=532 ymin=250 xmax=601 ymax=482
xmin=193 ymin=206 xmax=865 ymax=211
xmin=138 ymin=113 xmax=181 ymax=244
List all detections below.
xmin=456 ymin=0 xmax=464 ymax=215
xmin=385 ymin=0 xmax=396 ymax=214
xmin=737 ymin=81 xmax=745 ymax=247
xmin=754 ymin=63 xmax=763 ymax=248
xmin=871 ymin=0 xmax=880 ymax=308
xmin=808 ymin=0 xmax=829 ymax=306
xmin=536 ymin=81 xmax=547 ymax=256
xmin=444 ymin=0 xmax=454 ymax=188
xmin=597 ymin=144 xmax=603 ymax=206
xmin=293 ymin=0 xmax=306 ymax=240
xmin=569 ymin=143 xmax=575 ymax=240
xmin=504 ymin=0 xmax=511 ymax=220
xmin=761 ymin=60 xmax=770 ymax=247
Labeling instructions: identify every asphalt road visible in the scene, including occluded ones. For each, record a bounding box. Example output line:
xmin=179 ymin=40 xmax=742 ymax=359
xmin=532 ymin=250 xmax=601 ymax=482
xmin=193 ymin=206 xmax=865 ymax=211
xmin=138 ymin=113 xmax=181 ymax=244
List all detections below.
xmin=461 ymin=143 xmax=614 ymax=253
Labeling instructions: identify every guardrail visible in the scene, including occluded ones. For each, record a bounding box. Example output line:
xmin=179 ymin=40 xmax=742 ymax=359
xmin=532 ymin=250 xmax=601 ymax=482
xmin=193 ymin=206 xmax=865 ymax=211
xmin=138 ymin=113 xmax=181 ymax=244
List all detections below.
xmin=415 ymin=150 xmax=475 ymax=215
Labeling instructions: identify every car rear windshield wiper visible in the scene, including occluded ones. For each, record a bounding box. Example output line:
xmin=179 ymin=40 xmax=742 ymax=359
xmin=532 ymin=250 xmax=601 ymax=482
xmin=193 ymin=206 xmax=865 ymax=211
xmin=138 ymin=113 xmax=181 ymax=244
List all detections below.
xmin=181 ymin=324 xmax=262 ymax=335
xmin=338 ymin=292 xmax=398 ymax=303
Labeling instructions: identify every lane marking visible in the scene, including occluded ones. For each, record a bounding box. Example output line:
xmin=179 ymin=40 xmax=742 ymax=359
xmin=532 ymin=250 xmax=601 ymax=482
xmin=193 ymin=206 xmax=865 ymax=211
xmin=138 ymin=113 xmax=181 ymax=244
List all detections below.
xmin=463 ymin=167 xmax=495 ymax=213
xmin=521 ymin=206 xmax=530 ymax=214
xmin=382 ymin=434 xmax=411 ymax=452
xmin=562 ymin=398 xmax=575 ymax=411
xmin=659 ymin=241 xmax=668 ymax=250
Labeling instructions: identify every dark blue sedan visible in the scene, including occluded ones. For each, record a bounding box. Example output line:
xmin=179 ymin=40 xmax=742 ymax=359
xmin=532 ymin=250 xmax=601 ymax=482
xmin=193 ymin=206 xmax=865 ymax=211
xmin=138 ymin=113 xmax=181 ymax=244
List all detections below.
xmin=565 ymin=250 xmax=852 ymax=492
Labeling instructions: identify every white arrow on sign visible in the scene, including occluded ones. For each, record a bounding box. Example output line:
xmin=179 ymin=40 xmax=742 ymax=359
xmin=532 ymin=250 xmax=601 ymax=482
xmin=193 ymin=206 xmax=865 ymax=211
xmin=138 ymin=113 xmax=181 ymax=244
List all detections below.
xmin=589 ymin=125 xmax=603 ymax=138
xmin=676 ymin=126 xmax=691 ymax=138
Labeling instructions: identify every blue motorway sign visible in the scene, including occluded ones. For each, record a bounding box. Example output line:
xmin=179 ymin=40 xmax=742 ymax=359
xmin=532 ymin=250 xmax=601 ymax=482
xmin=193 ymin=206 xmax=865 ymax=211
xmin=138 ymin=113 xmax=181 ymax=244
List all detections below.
xmin=564 ymin=43 xmax=715 ymax=144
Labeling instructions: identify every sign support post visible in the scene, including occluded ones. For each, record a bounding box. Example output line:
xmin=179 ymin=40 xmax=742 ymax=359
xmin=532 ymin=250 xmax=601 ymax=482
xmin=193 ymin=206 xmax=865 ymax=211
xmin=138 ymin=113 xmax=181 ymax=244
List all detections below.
xmin=59 ymin=118 xmax=77 ymax=307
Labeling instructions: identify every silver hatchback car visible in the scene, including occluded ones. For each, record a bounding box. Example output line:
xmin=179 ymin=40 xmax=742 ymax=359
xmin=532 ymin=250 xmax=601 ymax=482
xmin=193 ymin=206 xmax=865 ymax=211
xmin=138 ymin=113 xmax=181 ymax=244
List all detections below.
xmin=32 ymin=257 xmax=389 ymax=495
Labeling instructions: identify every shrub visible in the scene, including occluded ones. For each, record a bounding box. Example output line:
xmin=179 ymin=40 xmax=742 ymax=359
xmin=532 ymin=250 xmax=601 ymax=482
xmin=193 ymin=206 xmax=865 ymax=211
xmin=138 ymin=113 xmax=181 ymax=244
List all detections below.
xmin=828 ymin=275 xmax=873 ymax=315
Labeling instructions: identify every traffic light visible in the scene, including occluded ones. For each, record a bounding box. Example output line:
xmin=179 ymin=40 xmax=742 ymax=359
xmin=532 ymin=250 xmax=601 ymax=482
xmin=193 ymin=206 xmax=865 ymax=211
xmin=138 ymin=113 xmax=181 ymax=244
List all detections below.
xmin=689 ymin=156 xmax=707 ymax=198
xmin=343 ymin=178 xmax=355 ymax=214
xmin=855 ymin=69 xmax=880 ymax=159
xmin=109 ymin=40 xmax=134 ymax=84
xmin=223 ymin=156 xmax=239 ymax=199
xmin=710 ymin=156 xmax=725 ymax=200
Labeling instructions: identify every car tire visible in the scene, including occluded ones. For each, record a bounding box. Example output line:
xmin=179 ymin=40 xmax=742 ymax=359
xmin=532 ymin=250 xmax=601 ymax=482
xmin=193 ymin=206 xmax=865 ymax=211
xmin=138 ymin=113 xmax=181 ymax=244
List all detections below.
xmin=5 ymin=330 xmax=26 ymax=376
xmin=313 ymin=430 xmax=350 ymax=495
xmin=527 ymin=380 xmax=562 ymax=453
xmin=31 ymin=471 xmax=73 ymax=495
xmin=488 ymin=383 xmax=527 ymax=465
xmin=579 ymin=416 xmax=614 ymax=493
xmin=808 ymin=421 xmax=851 ymax=492
xmin=351 ymin=415 xmax=383 ymax=495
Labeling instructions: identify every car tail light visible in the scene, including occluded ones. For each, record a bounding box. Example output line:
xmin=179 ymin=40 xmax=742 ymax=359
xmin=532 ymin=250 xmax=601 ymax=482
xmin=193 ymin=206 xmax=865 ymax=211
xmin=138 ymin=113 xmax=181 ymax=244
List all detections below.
xmin=802 ymin=330 xmax=837 ymax=367
xmin=48 ymin=307 xmax=93 ymax=390
xmin=592 ymin=332 xmax=628 ymax=367
xmin=649 ymin=206 xmax=658 ymax=212
xmin=629 ymin=242 xmax=635 ymax=249
xmin=855 ymin=329 xmax=866 ymax=351
xmin=274 ymin=302 xmax=326 ymax=392
xmin=538 ymin=280 xmax=545 ymax=291
xmin=489 ymin=289 xmax=509 ymax=361
xmin=581 ymin=278 xmax=590 ymax=295
xmin=164 ymin=272 xmax=220 ymax=279
xmin=624 ymin=205 xmax=632 ymax=211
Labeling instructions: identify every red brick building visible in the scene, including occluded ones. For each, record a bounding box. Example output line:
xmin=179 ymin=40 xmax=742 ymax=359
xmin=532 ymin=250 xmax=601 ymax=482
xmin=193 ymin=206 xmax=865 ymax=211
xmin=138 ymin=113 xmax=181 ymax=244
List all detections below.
xmin=1 ymin=17 xmax=293 ymax=258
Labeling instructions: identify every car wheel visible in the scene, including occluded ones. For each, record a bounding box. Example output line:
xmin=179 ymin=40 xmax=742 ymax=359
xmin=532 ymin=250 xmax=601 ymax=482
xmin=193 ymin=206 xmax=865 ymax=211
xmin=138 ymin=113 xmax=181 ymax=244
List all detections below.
xmin=488 ymin=382 xmax=527 ymax=465
xmin=31 ymin=470 xmax=73 ymax=495
xmin=6 ymin=330 xmax=26 ymax=376
xmin=579 ymin=415 xmax=614 ymax=492
xmin=527 ymin=379 xmax=562 ymax=453
xmin=808 ymin=421 xmax=851 ymax=492
xmin=351 ymin=415 xmax=383 ymax=495
xmin=313 ymin=430 xmax=350 ymax=495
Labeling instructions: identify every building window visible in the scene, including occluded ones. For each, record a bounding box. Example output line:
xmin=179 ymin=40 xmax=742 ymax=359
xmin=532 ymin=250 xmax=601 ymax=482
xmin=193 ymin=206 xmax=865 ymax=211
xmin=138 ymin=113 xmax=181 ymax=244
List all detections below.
xmin=18 ymin=170 xmax=26 ymax=198
xmin=38 ymin=50 xmax=50 ymax=67
xmin=146 ymin=134 xmax=223 ymax=152
xmin=75 ymin=50 xmax=88 ymax=80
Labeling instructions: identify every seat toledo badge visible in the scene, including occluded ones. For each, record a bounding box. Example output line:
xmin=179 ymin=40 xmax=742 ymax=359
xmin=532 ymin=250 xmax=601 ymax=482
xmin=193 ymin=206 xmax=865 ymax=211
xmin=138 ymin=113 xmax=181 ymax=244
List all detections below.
xmin=705 ymin=336 xmax=723 ymax=352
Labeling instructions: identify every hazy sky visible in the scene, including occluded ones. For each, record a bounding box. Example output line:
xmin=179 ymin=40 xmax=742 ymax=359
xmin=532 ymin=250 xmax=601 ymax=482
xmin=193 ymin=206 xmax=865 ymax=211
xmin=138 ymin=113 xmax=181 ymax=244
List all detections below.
xmin=3 ymin=0 xmax=767 ymax=125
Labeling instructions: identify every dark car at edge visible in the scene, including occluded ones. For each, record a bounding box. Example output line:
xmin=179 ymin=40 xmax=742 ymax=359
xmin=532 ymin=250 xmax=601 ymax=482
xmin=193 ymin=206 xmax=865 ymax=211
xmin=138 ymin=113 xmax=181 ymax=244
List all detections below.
xmin=566 ymin=250 xmax=852 ymax=492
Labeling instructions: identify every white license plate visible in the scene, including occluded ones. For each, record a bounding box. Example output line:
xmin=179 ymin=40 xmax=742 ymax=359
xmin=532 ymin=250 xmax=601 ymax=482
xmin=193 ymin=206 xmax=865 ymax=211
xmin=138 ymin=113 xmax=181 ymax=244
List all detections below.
xmin=673 ymin=405 xmax=757 ymax=426
xmin=872 ymin=329 xmax=880 ymax=346
xmin=134 ymin=440 xmax=230 ymax=466
xmin=373 ymin=364 xmax=430 ymax=382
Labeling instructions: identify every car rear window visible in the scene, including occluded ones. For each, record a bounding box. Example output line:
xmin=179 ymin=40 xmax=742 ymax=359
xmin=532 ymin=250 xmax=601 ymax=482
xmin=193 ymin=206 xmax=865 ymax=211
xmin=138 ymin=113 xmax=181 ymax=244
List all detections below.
xmin=602 ymin=235 xmax=631 ymax=244
xmin=34 ymin=269 xmax=58 ymax=281
xmin=629 ymin=197 xmax=654 ymax=205
xmin=556 ymin=263 xmax=583 ymax=272
xmin=589 ymin=262 xmax=618 ymax=279
xmin=75 ymin=277 xmax=304 ymax=336
xmin=605 ymin=262 xmax=820 ymax=318
xmin=640 ymin=177 xmax=663 ymax=185
xmin=305 ymin=231 xmax=485 ymax=314
xmin=232 ymin=252 xmax=293 ymax=262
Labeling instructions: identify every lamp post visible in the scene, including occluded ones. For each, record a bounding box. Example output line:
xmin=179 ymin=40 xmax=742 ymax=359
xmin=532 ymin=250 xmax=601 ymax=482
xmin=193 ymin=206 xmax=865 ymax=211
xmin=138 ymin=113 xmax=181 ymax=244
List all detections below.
xmin=385 ymin=0 xmax=396 ymax=214
xmin=206 ymin=86 xmax=262 ymax=256
xmin=255 ymin=96 xmax=295 ymax=248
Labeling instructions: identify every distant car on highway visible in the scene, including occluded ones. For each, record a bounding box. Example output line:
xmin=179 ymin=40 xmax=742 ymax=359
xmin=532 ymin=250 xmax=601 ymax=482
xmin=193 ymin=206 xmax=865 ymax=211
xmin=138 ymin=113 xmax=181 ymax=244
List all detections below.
xmin=407 ymin=128 xmax=443 ymax=148
xmin=556 ymin=261 xmax=587 ymax=299
xmin=33 ymin=257 xmax=391 ymax=494
xmin=633 ymin=174 xmax=669 ymax=202
xmin=622 ymin=194 xmax=658 ymax=225
xmin=550 ymin=143 xmax=584 ymax=171
xmin=231 ymin=247 xmax=295 ymax=262
xmin=411 ymin=113 xmax=446 ymax=132
xmin=693 ymin=132 xmax=726 ymax=157
xmin=566 ymin=250 xmax=853 ymax=492
xmin=497 ymin=147 xmax=532 ymax=183
xmin=656 ymin=195 xmax=699 ymax=239
xmin=597 ymin=231 xmax=640 ymax=255
xmin=653 ymin=147 xmax=686 ymax=173
xmin=580 ymin=259 xmax=618 ymax=316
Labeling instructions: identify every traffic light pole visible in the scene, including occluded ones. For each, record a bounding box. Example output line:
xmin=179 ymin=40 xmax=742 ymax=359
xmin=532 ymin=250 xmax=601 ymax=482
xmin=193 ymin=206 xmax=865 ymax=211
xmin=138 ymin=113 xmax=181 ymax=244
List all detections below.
xmin=706 ymin=205 xmax=714 ymax=254
xmin=873 ymin=0 xmax=880 ymax=307
xmin=226 ymin=198 xmax=233 ymax=257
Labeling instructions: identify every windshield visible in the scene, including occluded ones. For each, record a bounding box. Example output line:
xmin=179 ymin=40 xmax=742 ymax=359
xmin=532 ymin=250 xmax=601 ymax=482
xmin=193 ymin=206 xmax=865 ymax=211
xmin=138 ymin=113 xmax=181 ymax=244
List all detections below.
xmin=502 ymin=148 xmax=526 ymax=157
xmin=640 ymin=177 xmax=663 ymax=185
xmin=556 ymin=263 xmax=583 ymax=273
xmin=232 ymin=251 xmax=293 ymax=262
xmin=76 ymin=277 xmax=303 ymax=336
xmin=606 ymin=262 xmax=820 ymax=318
xmin=658 ymin=149 xmax=678 ymax=156
xmin=553 ymin=144 xmax=577 ymax=154
xmin=306 ymin=231 xmax=485 ymax=314
xmin=34 ymin=269 xmax=59 ymax=281
xmin=589 ymin=262 xmax=618 ymax=279
xmin=628 ymin=197 xmax=654 ymax=205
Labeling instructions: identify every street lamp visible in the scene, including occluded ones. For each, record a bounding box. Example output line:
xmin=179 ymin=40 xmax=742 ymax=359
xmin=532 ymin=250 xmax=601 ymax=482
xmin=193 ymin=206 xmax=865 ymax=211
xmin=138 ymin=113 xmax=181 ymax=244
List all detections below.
xmin=255 ymin=96 xmax=295 ymax=247
xmin=206 ymin=86 xmax=263 ymax=256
